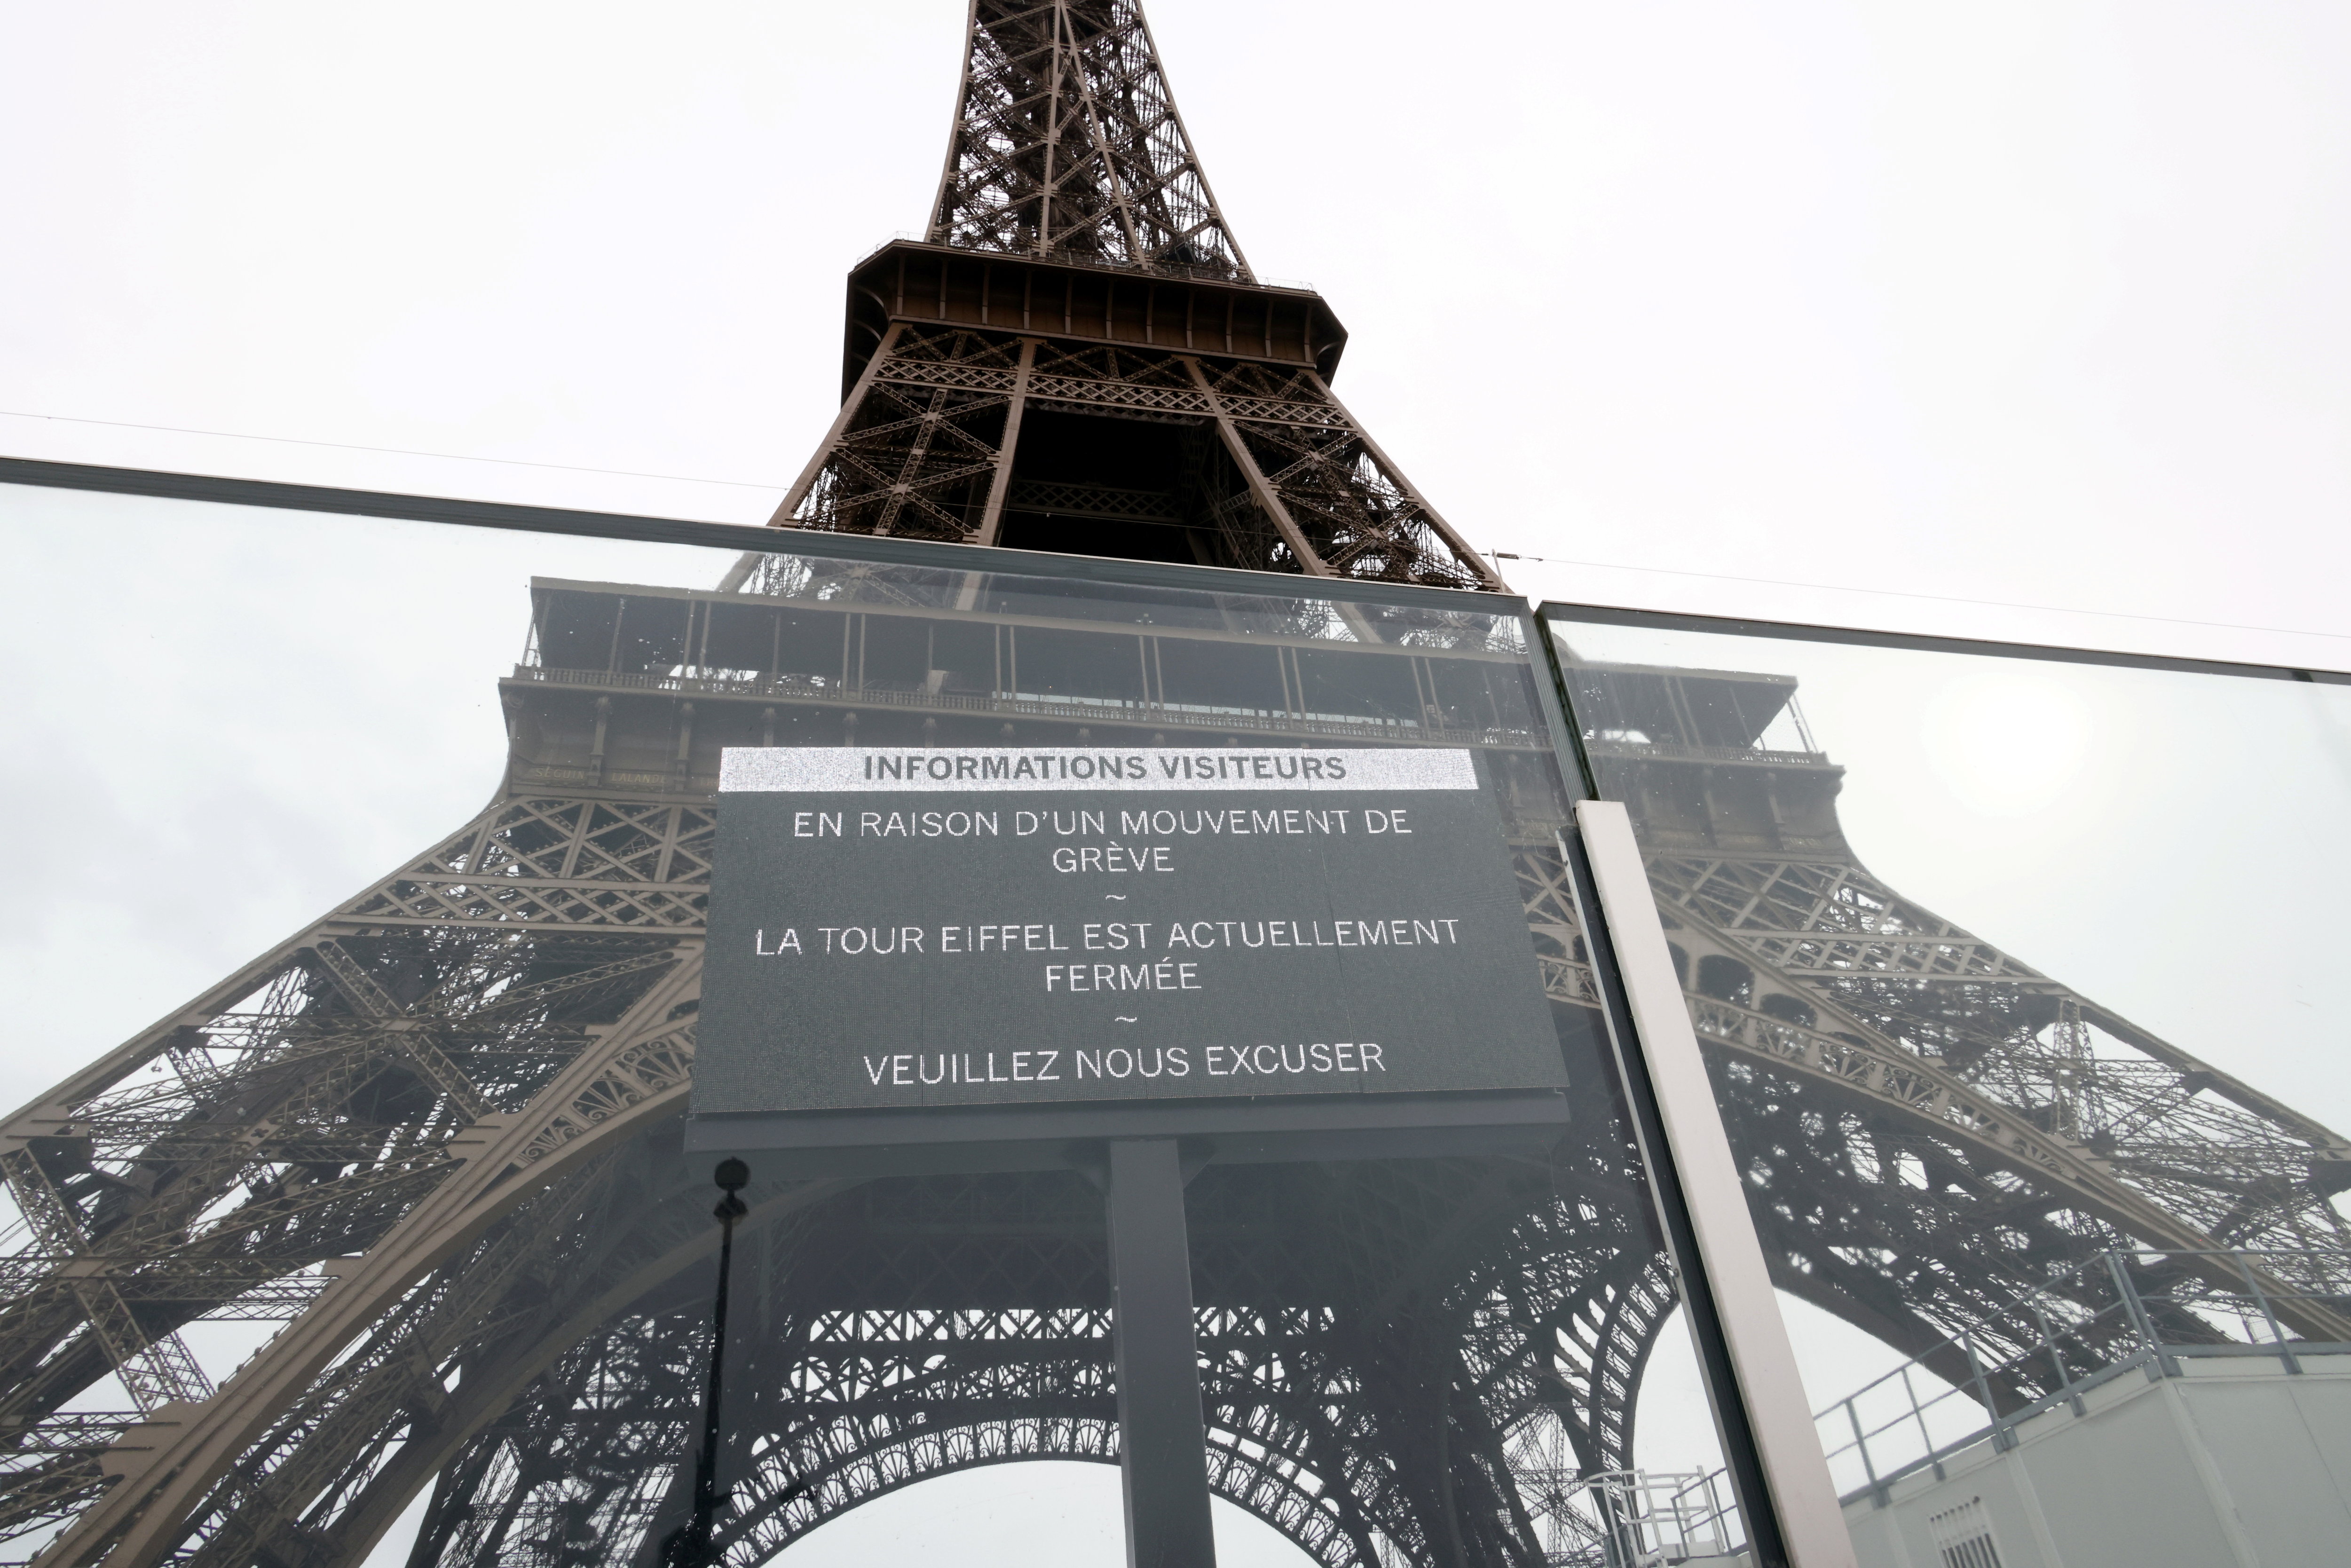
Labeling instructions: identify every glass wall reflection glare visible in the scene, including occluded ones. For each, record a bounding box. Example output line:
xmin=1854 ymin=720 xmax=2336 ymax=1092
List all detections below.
xmin=0 ymin=483 xmax=1736 ymax=1568
xmin=1545 ymin=603 xmax=2351 ymax=1565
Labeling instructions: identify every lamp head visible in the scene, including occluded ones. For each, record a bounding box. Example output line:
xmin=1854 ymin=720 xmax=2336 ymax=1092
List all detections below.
xmin=714 ymin=1158 xmax=749 ymax=1193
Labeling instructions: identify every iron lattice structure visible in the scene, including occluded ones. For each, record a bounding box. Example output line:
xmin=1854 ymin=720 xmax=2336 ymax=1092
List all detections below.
xmin=9 ymin=5 xmax=2351 ymax=1567
xmin=1557 ymin=658 xmax=2351 ymax=1407
xmin=10 ymin=574 xmax=2350 ymax=1568
xmin=0 ymin=550 xmax=1687 ymax=1568
xmin=749 ymin=0 xmax=1499 ymax=590
xmin=929 ymin=0 xmax=1249 ymax=277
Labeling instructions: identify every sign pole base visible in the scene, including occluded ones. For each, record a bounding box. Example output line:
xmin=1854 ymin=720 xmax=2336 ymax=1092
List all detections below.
xmin=1106 ymin=1138 xmax=1218 ymax=1568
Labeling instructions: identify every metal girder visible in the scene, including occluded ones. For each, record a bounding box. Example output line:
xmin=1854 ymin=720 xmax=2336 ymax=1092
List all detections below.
xmin=764 ymin=323 xmax=1501 ymax=590
xmin=0 ymin=794 xmax=706 ymax=1565
xmin=746 ymin=0 xmax=1502 ymax=594
xmin=1645 ymin=853 xmax=2351 ymax=1249
xmin=15 ymin=690 xmax=2349 ymax=1567
xmin=10 ymin=946 xmax=1678 ymax=1568
xmin=383 ymin=1152 xmax=1662 ymax=1568
xmin=15 ymin=1 xmax=2351 ymax=1559
xmin=12 ymin=548 xmax=2346 ymax=1568
xmin=930 ymin=0 xmax=1249 ymax=279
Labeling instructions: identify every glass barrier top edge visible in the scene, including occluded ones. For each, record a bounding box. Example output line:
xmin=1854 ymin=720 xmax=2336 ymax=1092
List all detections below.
xmin=0 ymin=459 xmax=1532 ymax=622
xmin=1539 ymin=598 xmax=2351 ymax=684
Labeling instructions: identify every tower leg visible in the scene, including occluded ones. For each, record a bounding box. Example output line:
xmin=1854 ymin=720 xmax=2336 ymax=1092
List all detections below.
xmin=1105 ymin=1138 xmax=1217 ymax=1568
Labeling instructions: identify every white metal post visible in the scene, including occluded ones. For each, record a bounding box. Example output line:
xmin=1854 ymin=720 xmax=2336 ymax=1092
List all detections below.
xmin=1575 ymin=799 xmax=1859 ymax=1568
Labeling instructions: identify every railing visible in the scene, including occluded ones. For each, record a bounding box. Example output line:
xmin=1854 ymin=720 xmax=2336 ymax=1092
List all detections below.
xmin=508 ymin=665 xmax=1543 ymax=749
xmin=1581 ymin=738 xmax=1830 ymax=769
xmin=1810 ymin=1248 xmax=2351 ymax=1506
xmin=1545 ymin=1470 xmax=1744 ymax=1567
xmin=855 ymin=231 xmax=1318 ymax=292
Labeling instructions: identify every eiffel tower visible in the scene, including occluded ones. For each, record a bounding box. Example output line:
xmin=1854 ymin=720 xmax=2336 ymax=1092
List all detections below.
xmin=8 ymin=5 xmax=2350 ymax=1567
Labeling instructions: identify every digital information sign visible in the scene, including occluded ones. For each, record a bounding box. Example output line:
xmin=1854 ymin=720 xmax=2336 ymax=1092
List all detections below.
xmin=693 ymin=747 xmax=1568 ymax=1119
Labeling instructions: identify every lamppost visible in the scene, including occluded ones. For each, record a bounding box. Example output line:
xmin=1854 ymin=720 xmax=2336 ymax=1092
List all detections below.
xmin=662 ymin=1158 xmax=750 ymax=1568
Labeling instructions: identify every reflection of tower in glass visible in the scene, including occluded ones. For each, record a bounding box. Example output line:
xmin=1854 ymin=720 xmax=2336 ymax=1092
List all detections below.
xmin=0 ymin=565 xmax=1701 ymax=1568
xmin=1563 ymin=653 xmax=2351 ymax=1387
xmin=1 ymin=9 xmax=1735 ymax=1568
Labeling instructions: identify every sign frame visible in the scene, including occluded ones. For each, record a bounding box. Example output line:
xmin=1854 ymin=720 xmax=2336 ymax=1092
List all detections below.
xmin=686 ymin=744 xmax=1578 ymax=1174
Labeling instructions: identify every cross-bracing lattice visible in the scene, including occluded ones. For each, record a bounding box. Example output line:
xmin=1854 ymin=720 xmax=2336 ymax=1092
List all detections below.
xmin=16 ymin=0 xmax=2351 ymax=1560
xmin=757 ymin=0 xmax=1500 ymax=591
xmin=771 ymin=324 xmax=1495 ymax=589
xmin=931 ymin=0 xmax=1250 ymax=279
xmin=13 ymin=629 xmax=2351 ymax=1567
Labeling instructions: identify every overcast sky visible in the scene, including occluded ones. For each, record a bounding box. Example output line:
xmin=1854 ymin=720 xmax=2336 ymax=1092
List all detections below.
xmin=5 ymin=2 xmax=2349 ymax=1562
xmin=4 ymin=0 xmax=2348 ymax=670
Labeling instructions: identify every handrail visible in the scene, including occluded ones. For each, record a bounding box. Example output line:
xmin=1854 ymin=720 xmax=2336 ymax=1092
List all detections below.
xmin=1794 ymin=1247 xmax=2351 ymax=1508
xmin=1662 ymin=1247 xmax=2351 ymax=1529
xmin=1543 ymin=1469 xmax=1744 ymax=1566
xmin=506 ymin=664 xmax=1543 ymax=749
xmin=855 ymin=231 xmax=1319 ymax=293
xmin=1581 ymin=738 xmax=1831 ymax=768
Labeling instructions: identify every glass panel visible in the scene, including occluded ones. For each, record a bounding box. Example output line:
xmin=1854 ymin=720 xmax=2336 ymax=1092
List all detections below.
xmin=1545 ymin=604 xmax=2351 ymax=1566
xmin=0 ymin=481 xmax=1740 ymax=1568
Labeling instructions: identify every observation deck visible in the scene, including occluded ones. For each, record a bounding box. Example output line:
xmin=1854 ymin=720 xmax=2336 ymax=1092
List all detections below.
xmin=499 ymin=575 xmax=1555 ymax=805
xmin=1562 ymin=658 xmax=1849 ymax=858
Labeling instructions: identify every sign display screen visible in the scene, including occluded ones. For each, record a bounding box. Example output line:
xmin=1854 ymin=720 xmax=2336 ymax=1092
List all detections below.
xmin=694 ymin=747 xmax=1566 ymax=1115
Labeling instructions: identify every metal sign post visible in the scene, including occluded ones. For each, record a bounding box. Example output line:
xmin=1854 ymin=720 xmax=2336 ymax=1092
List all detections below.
xmin=688 ymin=746 xmax=1583 ymax=1567
xmin=1105 ymin=1139 xmax=1218 ymax=1568
xmin=663 ymin=1158 xmax=751 ymax=1568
